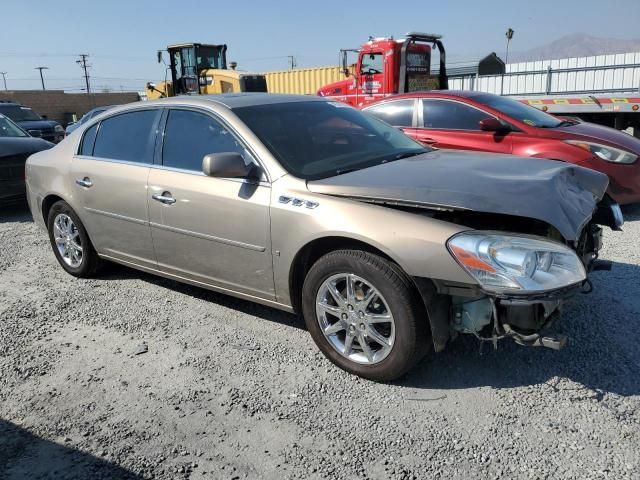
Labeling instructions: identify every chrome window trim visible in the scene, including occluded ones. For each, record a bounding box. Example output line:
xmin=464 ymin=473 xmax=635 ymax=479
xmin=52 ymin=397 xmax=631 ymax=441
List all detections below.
xmin=72 ymin=154 xmax=271 ymax=188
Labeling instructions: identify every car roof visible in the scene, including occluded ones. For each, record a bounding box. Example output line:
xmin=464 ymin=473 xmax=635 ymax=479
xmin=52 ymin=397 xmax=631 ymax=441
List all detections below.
xmin=364 ymin=90 xmax=497 ymax=105
xmin=145 ymin=93 xmax=329 ymax=110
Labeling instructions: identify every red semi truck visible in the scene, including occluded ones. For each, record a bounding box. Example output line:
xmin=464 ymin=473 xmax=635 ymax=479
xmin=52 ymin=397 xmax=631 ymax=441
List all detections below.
xmin=317 ymin=32 xmax=449 ymax=107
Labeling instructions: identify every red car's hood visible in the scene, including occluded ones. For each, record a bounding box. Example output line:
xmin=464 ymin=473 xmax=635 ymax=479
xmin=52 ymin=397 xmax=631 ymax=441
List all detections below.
xmin=548 ymin=121 xmax=640 ymax=154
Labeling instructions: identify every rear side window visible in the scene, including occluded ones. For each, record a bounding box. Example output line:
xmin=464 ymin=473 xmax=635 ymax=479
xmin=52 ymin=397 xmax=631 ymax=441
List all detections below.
xmin=422 ymin=100 xmax=488 ymax=130
xmin=162 ymin=109 xmax=250 ymax=172
xmin=364 ymin=100 xmax=415 ymax=127
xmin=79 ymin=123 xmax=98 ymax=156
xmin=92 ymin=110 xmax=158 ymax=163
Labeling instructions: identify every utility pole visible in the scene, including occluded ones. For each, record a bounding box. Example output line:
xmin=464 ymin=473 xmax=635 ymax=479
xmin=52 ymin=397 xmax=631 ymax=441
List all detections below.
xmin=0 ymin=72 xmax=7 ymax=91
xmin=287 ymin=55 xmax=297 ymax=70
xmin=35 ymin=66 xmax=49 ymax=90
xmin=500 ymin=28 xmax=515 ymax=95
xmin=76 ymin=54 xmax=91 ymax=96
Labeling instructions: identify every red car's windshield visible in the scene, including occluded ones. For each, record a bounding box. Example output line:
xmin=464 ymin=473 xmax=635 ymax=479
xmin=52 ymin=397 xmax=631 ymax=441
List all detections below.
xmin=473 ymin=94 xmax=563 ymax=129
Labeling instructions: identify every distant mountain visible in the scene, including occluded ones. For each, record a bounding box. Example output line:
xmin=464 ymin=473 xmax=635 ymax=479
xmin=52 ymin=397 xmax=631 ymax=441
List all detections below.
xmin=509 ymin=33 xmax=640 ymax=62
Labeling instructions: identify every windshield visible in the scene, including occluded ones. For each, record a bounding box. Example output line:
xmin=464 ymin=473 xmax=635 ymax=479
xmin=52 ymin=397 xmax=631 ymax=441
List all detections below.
xmin=0 ymin=105 xmax=42 ymax=122
xmin=0 ymin=115 xmax=28 ymax=137
xmin=473 ymin=93 xmax=562 ymax=128
xmin=233 ymin=101 xmax=427 ymax=180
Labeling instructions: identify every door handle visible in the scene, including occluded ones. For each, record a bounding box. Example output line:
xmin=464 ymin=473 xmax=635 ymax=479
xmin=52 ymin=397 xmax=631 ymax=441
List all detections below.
xmin=75 ymin=177 xmax=93 ymax=188
xmin=152 ymin=192 xmax=176 ymax=205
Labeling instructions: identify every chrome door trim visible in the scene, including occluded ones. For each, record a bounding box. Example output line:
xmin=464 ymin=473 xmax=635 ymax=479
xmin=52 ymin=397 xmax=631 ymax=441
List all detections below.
xmin=84 ymin=207 xmax=149 ymax=226
xmin=149 ymin=221 xmax=266 ymax=252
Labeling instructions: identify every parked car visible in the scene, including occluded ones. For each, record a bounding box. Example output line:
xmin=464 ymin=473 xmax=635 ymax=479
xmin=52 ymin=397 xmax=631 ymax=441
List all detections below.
xmin=25 ymin=94 xmax=621 ymax=381
xmin=65 ymin=105 xmax=115 ymax=136
xmin=0 ymin=101 xmax=64 ymax=143
xmin=0 ymin=113 xmax=53 ymax=204
xmin=362 ymin=91 xmax=640 ymax=205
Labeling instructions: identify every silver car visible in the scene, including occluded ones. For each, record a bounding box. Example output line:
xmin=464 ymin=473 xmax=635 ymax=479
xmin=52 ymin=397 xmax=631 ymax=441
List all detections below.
xmin=25 ymin=94 xmax=622 ymax=381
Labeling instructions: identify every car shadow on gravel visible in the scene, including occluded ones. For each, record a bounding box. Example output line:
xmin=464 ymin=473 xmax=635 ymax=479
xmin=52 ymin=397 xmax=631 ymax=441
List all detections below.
xmin=0 ymin=419 xmax=142 ymax=479
xmin=0 ymin=202 xmax=32 ymax=224
xmin=97 ymin=263 xmax=305 ymax=331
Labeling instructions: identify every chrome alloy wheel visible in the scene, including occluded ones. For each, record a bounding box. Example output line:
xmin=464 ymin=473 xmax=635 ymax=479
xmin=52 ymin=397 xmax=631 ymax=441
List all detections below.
xmin=316 ymin=273 xmax=396 ymax=365
xmin=53 ymin=213 xmax=83 ymax=268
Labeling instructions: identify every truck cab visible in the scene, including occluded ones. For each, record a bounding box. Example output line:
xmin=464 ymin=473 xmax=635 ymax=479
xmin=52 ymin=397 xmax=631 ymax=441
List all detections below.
xmin=317 ymin=32 xmax=448 ymax=108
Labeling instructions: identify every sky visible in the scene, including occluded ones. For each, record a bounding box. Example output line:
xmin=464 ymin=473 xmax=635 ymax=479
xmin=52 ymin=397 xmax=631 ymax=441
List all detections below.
xmin=1 ymin=0 xmax=639 ymax=92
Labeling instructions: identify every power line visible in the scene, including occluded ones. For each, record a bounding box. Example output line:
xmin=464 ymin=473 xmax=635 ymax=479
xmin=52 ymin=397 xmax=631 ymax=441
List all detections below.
xmin=0 ymin=72 xmax=7 ymax=91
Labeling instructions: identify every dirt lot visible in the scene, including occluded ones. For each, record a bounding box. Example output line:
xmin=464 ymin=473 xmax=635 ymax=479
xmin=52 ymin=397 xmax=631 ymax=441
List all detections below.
xmin=1 ymin=203 xmax=639 ymax=480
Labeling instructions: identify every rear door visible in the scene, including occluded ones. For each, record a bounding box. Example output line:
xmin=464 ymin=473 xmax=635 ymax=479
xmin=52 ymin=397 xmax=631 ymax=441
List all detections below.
xmin=362 ymin=99 xmax=417 ymax=130
xmin=70 ymin=108 xmax=161 ymax=269
xmin=412 ymin=99 xmax=512 ymax=153
xmin=147 ymin=108 xmax=274 ymax=299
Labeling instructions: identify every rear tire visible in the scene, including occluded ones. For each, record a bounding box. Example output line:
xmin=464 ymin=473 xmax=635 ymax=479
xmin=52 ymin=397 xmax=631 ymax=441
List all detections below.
xmin=47 ymin=200 xmax=101 ymax=277
xmin=302 ymin=250 xmax=430 ymax=381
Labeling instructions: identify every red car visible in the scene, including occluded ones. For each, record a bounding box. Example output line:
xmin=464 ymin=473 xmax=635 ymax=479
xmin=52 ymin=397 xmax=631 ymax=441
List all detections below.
xmin=362 ymin=91 xmax=640 ymax=204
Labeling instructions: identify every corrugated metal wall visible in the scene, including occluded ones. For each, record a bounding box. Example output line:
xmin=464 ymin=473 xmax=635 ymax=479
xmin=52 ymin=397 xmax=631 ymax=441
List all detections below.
xmin=265 ymin=66 xmax=345 ymax=95
xmin=449 ymin=52 xmax=640 ymax=95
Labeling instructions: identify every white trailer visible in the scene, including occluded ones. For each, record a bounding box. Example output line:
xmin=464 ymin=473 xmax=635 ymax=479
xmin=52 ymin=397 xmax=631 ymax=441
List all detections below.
xmin=448 ymin=52 xmax=640 ymax=135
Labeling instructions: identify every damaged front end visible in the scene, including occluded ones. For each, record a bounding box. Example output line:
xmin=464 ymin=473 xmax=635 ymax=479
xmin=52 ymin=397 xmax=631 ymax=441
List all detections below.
xmin=416 ymin=201 xmax=623 ymax=352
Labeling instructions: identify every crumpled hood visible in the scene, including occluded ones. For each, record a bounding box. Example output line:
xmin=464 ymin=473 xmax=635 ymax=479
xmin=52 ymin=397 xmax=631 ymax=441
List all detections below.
xmin=307 ymin=150 xmax=609 ymax=241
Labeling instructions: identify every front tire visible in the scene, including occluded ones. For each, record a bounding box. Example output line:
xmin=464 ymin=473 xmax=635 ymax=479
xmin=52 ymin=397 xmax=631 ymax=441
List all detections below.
xmin=302 ymin=250 xmax=430 ymax=381
xmin=47 ymin=200 xmax=101 ymax=277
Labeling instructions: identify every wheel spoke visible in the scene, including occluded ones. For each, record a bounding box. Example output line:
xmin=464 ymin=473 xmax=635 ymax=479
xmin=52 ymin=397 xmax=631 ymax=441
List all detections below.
xmin=366 ymin=326 xmax=390 ymax=348
xmin=344 ymin=332 xmax=355 ymax=355
xmin=70 ymin=240 xmax=83 ymax=252
xmin=324 ymin=322 xmax=345 ymax=335
xmin=318 ymin=301 xmax=342 ymax=317
xmin=327 ymin=282 xmax=346 ymax=308
xmin=358 ymin=334 xmax=374 ymax=362
xmin=345 ymin=274 xmax=355 ymax=304
xmin=366 ymin=313 xmax=392 ymax=324
xmin=358 ymin=288 xmax=376 ymax=310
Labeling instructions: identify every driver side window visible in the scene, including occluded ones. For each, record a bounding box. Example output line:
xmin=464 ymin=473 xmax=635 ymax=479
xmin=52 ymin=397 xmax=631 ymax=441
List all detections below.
xmin=162 ymin=109 xmax=254 ymax=173
xmin=360 ymin=53 xmax=383 ymax=75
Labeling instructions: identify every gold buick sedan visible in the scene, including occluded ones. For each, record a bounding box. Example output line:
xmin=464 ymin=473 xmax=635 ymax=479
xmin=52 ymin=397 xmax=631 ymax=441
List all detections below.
xmin=25 ymin=94 xmax=622 ymax=381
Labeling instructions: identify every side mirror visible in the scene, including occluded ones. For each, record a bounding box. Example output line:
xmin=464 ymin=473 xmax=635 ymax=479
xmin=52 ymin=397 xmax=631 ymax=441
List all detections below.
xmin=202 ymin=152 xmax=252 ymax=178
xmin=479 ymin=117 xmax=510 ymax=133
xmin=157 ymin=50 xmax=163 ymax=64
xmin=342 ymin=68 xmax=350 ymax=76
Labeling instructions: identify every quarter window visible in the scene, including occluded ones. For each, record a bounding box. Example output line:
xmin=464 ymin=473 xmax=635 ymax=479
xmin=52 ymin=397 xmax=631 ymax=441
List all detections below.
xmin=162 ymin=109 xmax=251 ymax=172
xmin=364 ymin=100 xmax=414 ymax=127
xmin=79 ymin=123 xmax=98 ymax=156
xmin=422 ymin=100 xmax=489 ymax=130
xmin=92 ymin=110 xmax=158 ymax=163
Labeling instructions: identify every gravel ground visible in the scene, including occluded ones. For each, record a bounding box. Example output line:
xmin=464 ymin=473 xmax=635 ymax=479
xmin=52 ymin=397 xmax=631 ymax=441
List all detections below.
xmin=1 ymin=203 xmax=639 ymax=480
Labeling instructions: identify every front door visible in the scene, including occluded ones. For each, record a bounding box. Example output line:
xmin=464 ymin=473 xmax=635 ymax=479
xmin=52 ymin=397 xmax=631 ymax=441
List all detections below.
xmin=356 ymin=51 xmax=385 ymax=107
xmin=70 ymin=109 xmax=161 ymax=268
xmin=147 ymin=108 xmax=274 ymax=299
xmin=410 ymin=99 xmax=513 ymax=154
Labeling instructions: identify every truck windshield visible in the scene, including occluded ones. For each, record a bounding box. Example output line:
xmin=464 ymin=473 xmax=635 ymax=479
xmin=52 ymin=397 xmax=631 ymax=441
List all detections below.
xmin=473 ymin=94 xmax=562 ymax=128
xmin=234 ymin=101 xmax=428 ymax=180
xmin=0 ymin=105 xmax=41 ymax=122
xmin=0 ymin=115 xmax=28 ymax=137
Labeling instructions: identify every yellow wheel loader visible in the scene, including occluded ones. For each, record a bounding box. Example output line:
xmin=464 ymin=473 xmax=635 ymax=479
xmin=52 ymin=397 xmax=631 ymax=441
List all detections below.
xmin=146 ymin=43 xmax=267 ymax=99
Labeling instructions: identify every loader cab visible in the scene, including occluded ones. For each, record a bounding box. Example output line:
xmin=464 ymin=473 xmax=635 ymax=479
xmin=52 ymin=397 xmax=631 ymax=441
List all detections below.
xmin=168 ymin=43 xmax=228 ymax=95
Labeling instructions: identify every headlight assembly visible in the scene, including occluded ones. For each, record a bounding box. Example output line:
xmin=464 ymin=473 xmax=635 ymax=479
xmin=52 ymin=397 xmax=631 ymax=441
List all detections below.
xmin=564 ymin=140 xmax=637 ymax=164
xmin=54 ymin=124 xmax=64 ymax=133
xmin=447 ymin=232 xmax=586 ymax=293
